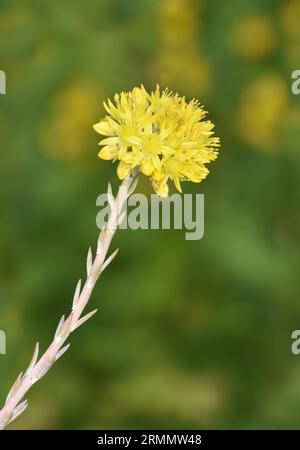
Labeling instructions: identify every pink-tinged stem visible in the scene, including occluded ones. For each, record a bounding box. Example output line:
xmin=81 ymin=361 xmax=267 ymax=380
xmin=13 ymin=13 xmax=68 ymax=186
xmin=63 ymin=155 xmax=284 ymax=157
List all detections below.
xmin=0 ymin=174 xmax=136 ymax=429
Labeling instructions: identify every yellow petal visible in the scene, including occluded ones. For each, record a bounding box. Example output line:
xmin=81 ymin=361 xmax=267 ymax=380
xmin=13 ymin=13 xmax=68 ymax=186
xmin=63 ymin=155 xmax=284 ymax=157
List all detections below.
xmin=152 ymin=168 xmax=165 ymax=181
xmin=153 ymin=180 xmax=169 ymax=197
xmin=126 ymin=136 xmax=142 ymax=146
xmin=183 ymin=166 xmax=209 ymax=183
xmin=141 ymin=158 xmax=154 ymax=176
xmin=93 ymin=121 xmax=114 ymax=136
xmin=98 ymin=146 xmax=118 ymax=160
xmin=99 ymin=137 xmax=119 ymax=146
xmin=121 ymin=151 xmax=137 ymax=164
xmin=174 ymin=177 xmax=182 ymax=193
xmin=117 ymin=161 xmax=131 ymax=180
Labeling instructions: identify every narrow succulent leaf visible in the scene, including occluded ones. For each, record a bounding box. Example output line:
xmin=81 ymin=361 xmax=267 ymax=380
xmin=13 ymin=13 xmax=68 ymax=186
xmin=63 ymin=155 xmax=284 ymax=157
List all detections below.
xmin=127 ymin=176 xmax=139 ymax=197
xmin=55 ymin=344 xmax=70 ymax=361
xmin=118 ymin=210 xmax=126 ymax=227
xmin=97 ymin=228 xmax=106 ymax=255
xmin=9 ymin=400 xmax=28 ymax=423
xmin=56 ymin=314 xmax=73 ymax=342
xmin=101 ymin=249 xmax=119 ymax=273
xmin=25 ymin=342 xmax=39 ymax=375
xmin=34 ymin=363 xmax=52 ymax=383
xmin=86 ymin=247 xmax=93 ymax=276
xmin=107 ymin=182 xmax=115 ymax=209
xmin=72 ymin=279 xmax=82 ymax=310
xmin=54 ymin=315 xmax=65 ymax=340
xmin=5 ymin=373 xmax=23 ymax=405
xmin=71 ymin=309 xmax=98 ymax=332
xmin=87 ymin=274 xmax=96 ymax=289
xmin=0 ymin=419 xmax=9 ymax=430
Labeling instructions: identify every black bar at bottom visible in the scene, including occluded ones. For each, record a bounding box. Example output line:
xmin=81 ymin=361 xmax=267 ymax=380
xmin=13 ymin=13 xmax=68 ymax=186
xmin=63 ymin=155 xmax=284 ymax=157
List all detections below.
xmin=0 ymin=430 xmax=297 ymax=448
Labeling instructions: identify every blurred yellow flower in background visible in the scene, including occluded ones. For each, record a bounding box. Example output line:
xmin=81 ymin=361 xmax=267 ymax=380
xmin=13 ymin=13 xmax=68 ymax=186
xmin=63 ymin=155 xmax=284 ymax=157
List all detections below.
xmin=159 ymin=0 xmax=198 ymax=47
xmin=231 ymin=15 xmax=276 ymax=60
xmin=280 ymin=0 xmax=300 ymax=66
xmin=235 ymin=73 xmax=289 ymax=151
xmin=281 ymin=0 xmax=300 ymax=41
xmin=157 ymin=0 xmax=211 ymax=96
xmin=94 ymin=85 xmax=220 ymax=196
xmin=0 ymin=7 xmax=28 ymax=34
xmin=41 ymin=80 xmax=100 ymax=162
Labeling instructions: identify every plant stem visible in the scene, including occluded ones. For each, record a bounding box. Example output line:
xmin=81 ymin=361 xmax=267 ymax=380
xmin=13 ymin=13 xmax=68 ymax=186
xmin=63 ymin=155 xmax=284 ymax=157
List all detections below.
xmin=0 ymin=173 xmax=136 ymax=429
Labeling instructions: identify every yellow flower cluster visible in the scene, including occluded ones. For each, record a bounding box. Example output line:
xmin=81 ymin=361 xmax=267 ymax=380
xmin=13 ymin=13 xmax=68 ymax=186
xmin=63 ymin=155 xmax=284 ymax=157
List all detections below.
xmin=94 ymin=85 xmax=220 ymax=196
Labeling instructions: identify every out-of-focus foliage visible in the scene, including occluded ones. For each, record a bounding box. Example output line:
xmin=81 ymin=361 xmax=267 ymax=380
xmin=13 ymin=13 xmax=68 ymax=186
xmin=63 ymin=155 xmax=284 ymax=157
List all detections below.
xmin=0 ymin=0 xmax=300 ymax=429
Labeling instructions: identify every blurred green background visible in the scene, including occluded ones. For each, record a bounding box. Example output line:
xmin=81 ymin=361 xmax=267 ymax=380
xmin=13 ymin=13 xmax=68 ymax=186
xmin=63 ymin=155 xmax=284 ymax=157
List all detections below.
xmin=1 ymin=0 xmax=300 ymax=429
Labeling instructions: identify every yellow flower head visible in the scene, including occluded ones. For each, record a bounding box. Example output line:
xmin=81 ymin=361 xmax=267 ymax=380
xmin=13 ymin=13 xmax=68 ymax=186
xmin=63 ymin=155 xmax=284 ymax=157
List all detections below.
xmin=94 ymin=85 xmax=220 ymax=196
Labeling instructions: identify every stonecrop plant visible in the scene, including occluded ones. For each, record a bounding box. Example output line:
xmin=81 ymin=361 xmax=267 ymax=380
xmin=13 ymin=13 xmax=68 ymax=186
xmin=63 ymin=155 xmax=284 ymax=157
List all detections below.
xmin=0 ymin=85 xmax=220 ymax=429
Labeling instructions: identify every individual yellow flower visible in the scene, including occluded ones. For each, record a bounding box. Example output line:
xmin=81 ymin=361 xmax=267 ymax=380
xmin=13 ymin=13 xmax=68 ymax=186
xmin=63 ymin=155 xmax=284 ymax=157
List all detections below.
xmin=158 ymin=0 xmax=211 ymax=97
xmin=281 ymin=0 xmax=300 ymax=41
xmin=231 ymin=15 xmax=276 ymax=60
xmin=42 ymin=80 xmax=100 ymax=162
xmin=235 ymin=73 xmax=289 ymax=151
xmin=94 ymin=85 xmax=220 ymax=197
